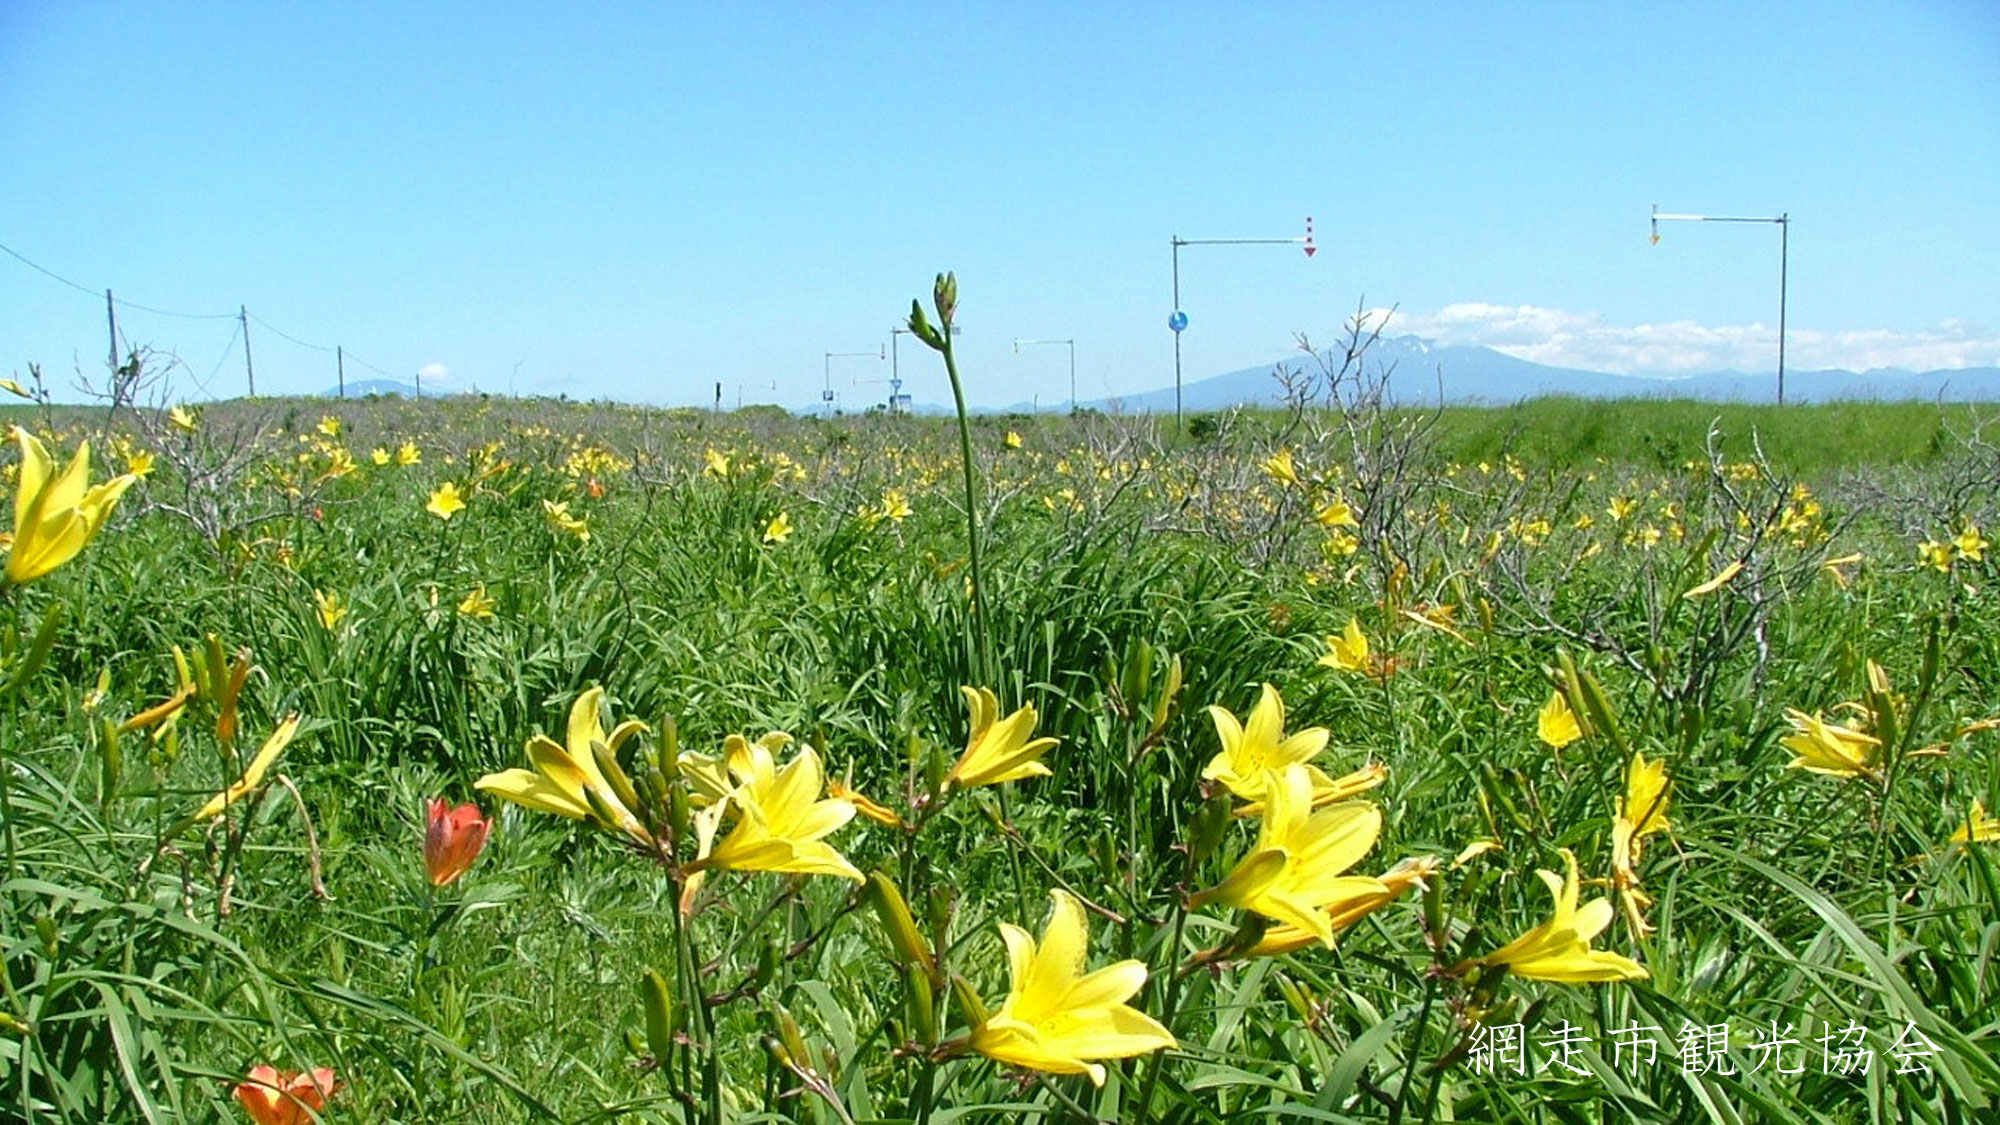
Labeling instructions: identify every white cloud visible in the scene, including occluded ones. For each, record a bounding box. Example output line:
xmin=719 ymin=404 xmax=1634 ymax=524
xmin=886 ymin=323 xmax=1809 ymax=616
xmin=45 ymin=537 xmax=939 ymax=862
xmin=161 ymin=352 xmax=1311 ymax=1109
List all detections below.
xmin=1364 ymin=304 xmax=2000 ymax=376
xmin=418 ymin=362 xmax=450 ymax=382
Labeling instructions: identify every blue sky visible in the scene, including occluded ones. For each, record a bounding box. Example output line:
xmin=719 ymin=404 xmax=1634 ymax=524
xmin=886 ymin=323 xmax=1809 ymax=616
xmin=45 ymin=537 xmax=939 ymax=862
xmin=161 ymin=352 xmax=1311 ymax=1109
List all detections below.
xmin=3 ymin=2 xmax=1996 ymax=409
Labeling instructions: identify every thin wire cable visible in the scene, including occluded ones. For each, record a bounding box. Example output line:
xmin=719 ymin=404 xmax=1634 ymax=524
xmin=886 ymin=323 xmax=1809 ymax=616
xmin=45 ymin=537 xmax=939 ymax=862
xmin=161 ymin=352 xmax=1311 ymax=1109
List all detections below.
xmin=197 ymin=320 xmax=241 ymax=397
xmin=4 ymin=237 xmax=405 ymax=391
xmin=1 ymin=238 xmax=235 ymax=319
xmin=0 ymin=239 xmax=102 ymax=297
xmin=114 ymin=295 xmax=236 ymax=320
xmin=341 ymin=350 xmax=395 ymax=379
xmin=246 ymin=311 xmax=336 ymax=352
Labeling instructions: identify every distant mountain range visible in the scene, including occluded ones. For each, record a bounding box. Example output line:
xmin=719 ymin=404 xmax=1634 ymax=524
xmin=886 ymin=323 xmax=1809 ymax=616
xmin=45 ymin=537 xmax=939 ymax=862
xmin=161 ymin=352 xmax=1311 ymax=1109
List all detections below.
xmin=1022 ymin=335 xmax=2000 ymax=414
xmin=319 ymin=378 xmax=437 ymax=399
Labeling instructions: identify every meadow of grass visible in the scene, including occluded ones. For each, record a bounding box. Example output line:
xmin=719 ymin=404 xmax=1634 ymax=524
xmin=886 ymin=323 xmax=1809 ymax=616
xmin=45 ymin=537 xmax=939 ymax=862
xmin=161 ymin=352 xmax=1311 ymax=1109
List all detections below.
xmin=0 ymin=367 xmax=1996 ymax=1123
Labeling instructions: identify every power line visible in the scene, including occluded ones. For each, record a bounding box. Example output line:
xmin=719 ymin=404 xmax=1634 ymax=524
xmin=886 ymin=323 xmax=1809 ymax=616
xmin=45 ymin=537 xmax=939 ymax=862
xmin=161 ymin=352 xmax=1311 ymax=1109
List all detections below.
xmin=0 ymin=238 xmax=236 ymax=320
xmin=0 ymin=239 xmax=102 ymax=298
xmin=3 ymin=236 xmax=407 ymax=395
xmin=247 ymin=310 xmax=336 ymax=352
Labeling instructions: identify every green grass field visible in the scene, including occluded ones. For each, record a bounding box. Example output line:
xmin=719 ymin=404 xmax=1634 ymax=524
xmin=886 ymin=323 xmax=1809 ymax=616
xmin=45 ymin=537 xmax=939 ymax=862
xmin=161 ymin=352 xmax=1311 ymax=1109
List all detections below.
xmin=1 ymin=383 xmax=1996 ymax=1123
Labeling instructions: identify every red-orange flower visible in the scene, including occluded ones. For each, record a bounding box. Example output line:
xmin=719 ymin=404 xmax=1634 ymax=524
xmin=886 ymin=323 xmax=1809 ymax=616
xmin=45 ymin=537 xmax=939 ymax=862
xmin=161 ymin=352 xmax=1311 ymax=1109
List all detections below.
xmin=233 ymin=1065 xmax=337 ymax=1125
xmin=423 ymin=799 xmax=492 ymax=887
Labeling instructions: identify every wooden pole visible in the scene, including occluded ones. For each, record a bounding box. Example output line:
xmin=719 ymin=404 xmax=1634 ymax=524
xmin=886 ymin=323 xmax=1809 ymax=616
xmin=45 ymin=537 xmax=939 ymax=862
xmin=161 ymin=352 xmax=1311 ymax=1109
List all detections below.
xmin=337 ymin=345 xmax=346 ymax=398
xmin=239 ymin=305 xmax=256 ymax=397
xmin=105 ymin=289 xmax=119 ymax=373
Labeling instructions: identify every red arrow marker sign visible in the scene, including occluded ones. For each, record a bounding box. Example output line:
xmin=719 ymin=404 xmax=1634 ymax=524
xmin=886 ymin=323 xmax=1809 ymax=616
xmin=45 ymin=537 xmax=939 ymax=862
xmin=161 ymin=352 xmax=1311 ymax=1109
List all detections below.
xmin=1304 ymin=216 xmax=1317 ymax=258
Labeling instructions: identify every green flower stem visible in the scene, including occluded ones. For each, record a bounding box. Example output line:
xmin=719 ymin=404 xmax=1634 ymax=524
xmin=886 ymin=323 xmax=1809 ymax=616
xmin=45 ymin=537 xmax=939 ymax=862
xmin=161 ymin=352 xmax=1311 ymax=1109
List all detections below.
xmin=938 ymin=328 xmax=994 ymax=689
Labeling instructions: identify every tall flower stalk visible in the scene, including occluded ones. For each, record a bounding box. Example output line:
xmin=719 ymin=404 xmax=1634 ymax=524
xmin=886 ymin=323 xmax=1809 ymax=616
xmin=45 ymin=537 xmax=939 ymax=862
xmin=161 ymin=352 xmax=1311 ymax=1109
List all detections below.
xmin=909 ymin=273 xmax=994 ymax=687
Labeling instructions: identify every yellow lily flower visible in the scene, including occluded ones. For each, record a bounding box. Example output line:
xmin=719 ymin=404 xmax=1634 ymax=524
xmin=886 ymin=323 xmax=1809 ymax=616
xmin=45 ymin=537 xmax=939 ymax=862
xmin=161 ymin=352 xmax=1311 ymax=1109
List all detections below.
xmin=697 ymin=739 xmax=863 ymax=882
xmin=426 ymin=482 xmax=466 ymax=520
xmin=195 ymin=715 xmax=302 ymax=821
xmin=1682 ymin=559 xmax=1744 ymax=599
xmin=1317 ymin=619 xmax=1371 ymax=674
xmin=1314 ymin=498 xmax=1358 ymax=528
xmin=6 ymin=427 xmax=137 ymax=584
xmin=1471 ymin=849 xmax=1648 ymax=983
xmin=1537 ymin=691 xmax=1582 ymax=750
xmin=1609 ymin=752 xmax=1670 ymax=935
xmin=1949 ymin=800 xmax=1999 ymax=846
xmin=1202 ymin=683 xmax=1327 ymax=801
xmin=1780 ymin=708 xmax=1882 ymax=780
xmin=456 ymin=586 xmax=497 ymax=619
xmin=475 ymin=687 xmax=652 ymax=846
xmin=969 ymin=889 xmax=1176 ymax=1086
xmin=1190 ymin=764 xmax=1384 ymax=949
xmin=1247 ymin=855 xmax=1437 ymax=957
xmin=1261 ymin=448 xmax=1299 ymax=486
xmin=763 ymin=511 xmax=793 ymax=544
xmin=314 ymin=589 xmax=347 ymax=631
xmin=1202 ymin=684 xmax=1384 ymax=813
xmin=945 ymin=686 xmax=1057 ymax=792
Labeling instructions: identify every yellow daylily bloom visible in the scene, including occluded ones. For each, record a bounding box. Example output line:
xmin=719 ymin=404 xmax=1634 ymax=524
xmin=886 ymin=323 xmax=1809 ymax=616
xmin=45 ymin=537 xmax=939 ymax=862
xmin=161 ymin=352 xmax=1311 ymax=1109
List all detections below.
xmin=1821 ymin=551 xmax=1863 ymax=588
xmin=1003 ymin=430 xmax=1023 ymax=450
xmin=1247 ymin=855 xmax=1438 ymax=957
xmin=1610 ymin=752 xmax=1670 ymax=935
xmin=1202 ymin=684 xmax=1380 ymax=813
xmin=1229 ymin=760 xmax=1388 ymax=817
xmin=1682 ymin=559 xmax=1744 ymax=599
xmin=829 ymin=774 xmax=904 ymax=829
xmin=313 ymin=589 xmax=347 ymax=630
xmin=1955 ymin=524 xmax=1989 ymax=562
xmin=426 ymin=482 xmax=466 ymax=520
xmin=1537 ymin=692 xmax=1582 ymax=750
xmin=168 ymin=405 xmax=199 ymax=433
xmin=370 ymin=447 xmax=391 ymax=466
xmin=1261 ymin=448 xmax=1299 ymax=486
xmin=763 ymin=511 xmax=793 ymax=544
xmin=1949 ymin=800 xmax=1999 ymax=846
xmin=475 ymin=687 xmax=652 ymax=846
xmin=6 ymin=427 xmax=138 ymax=584
xmin=457 ymin=586 xmax=496 ymax=619
xmin=1471 ymin=849 xmax=1648 ymax=983
xmin=675 ymin=731 xmax=785 ymax=809
xmin=1918 ymin=540 xmax=1953 ymax=573
xmin=1317 ymin=619 xmax=1371 ymax=674
xmin=1314 ymin=499 xmax=1358 ymax=528
xmin=194 ymin=715 xmax=302 ymax=821
xmin=1780 ymin=708 xmax=1882 ymax=780
xmin=1189 ymin=764 xmax=1384 ymax=950
xmin=969 ymin=889 xmax=1176 ymax=1086
xmin=696 ymin=740 xmax=863 ymax=882
xmin=543 ymin=498 xmax=591 ymax=541
xmin=396 ymin=441 xmax=422 ymax=466
xmin=946 ymin=686 xmax=1057 ymax=792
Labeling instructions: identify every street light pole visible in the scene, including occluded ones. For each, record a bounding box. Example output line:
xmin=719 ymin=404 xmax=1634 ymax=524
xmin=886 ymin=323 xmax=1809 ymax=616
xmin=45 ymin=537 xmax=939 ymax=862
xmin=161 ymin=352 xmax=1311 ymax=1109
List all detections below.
xmin=1014 ymin=337 xmax=1076 ymax=413
xmin=1650 ymin=204 xmax=1791 ymax=405
xmin=823 ymin=347 xmax=883 ymax=418
xmin=1168 ymin=217 xmax=1317 ymax=431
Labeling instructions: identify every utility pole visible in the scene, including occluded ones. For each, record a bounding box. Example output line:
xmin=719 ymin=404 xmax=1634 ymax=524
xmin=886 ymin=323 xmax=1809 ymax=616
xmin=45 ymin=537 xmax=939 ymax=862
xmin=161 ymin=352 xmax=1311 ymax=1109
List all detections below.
xmin=105 ymin=289 xmax=119 ymax=374
xmin=1168 ymin=217 xmax=1317 ymax=430
xmin=239 ymin=305 xmax=256 ymax=397
xmin=1650 ymin=205 xmax=1791 ymax=405
xmin=337 ymin=346 xmax=346 ymax=398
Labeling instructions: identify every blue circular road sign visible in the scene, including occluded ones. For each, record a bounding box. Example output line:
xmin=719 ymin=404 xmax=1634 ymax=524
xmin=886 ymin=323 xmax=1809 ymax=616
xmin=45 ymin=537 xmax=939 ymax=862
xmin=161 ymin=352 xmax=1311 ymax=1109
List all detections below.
xmin=1168 ymin=310 xmax=1188 ymax=333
